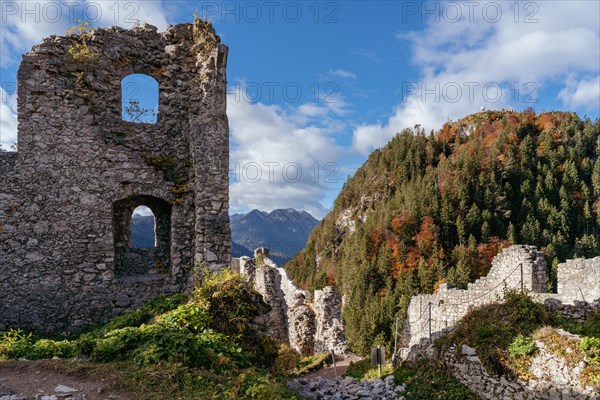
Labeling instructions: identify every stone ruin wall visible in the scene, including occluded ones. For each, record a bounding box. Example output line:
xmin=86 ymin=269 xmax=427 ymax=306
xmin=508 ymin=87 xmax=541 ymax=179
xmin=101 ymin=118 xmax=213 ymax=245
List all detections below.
xmin=0 ymin=22 xmax=230 ymax=334
xmin=400 ymin=245 xmax=600 ymax=399
xmin=402 ymin=245 xmax=600 ymax=349
xmin=233 ymin=248 xmax=349 ymax=356
xmin=536 ymin=256 xmax=600 ymax=304
xmin=407 ymin=332 xmax=598 ymax=400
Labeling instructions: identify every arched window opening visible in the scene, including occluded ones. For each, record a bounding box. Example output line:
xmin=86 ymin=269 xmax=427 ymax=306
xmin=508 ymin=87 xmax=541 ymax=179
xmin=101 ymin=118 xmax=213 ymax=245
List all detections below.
xmin=113 ymin=195 xmax=171 ymax=277
xmin=131 ymin=205 xmax=156 ymax=248
xmin=121 ymin=74 xmax=159 ymax=123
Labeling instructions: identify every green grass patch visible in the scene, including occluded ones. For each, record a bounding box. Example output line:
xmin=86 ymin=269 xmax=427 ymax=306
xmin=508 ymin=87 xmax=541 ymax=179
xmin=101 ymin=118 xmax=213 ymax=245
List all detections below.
xmin=270 ymin=345 xmax=329 ymax=378
xmin=393 ymin=359 xmax=476 ymax=400
xmin=343 ymin=358 xmax=394 ymax=380
xmin=0 ymin=269 xmax=301 ymax=399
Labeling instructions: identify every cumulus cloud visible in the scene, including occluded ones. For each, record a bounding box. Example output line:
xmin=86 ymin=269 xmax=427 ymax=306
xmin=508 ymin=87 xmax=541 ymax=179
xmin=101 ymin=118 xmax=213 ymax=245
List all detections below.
xmin=352 ymin=0 xmax=600 ymax=153
xmin=1 ymin=1 xmax=170 ymax=67
xmin=0 ymin=1 xmax=171 ymax=147
xmin=0 ymin=87 xmax=18 ymax=150
xmin=329 ymin=69 xmax=356 ymax=79
xmin=559 ymin=75 xmax=600 ymax=111
xmin=228 ymin=93 xmax=344 ymax=219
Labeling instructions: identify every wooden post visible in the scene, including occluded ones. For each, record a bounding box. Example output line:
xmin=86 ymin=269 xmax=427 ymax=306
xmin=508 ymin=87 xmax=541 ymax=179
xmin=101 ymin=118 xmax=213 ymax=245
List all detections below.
xmin=520 ymin=263 xmax=524 ymax=292
xmin=378 ymin=346 xmax=382 ymax=378
xmin=392 ymin=317 xmax=399 ymax=366
xmin=428 ymin=302 xmax=432 ymax=340
xmin=330 ymin=349 xmax=338 ymax=378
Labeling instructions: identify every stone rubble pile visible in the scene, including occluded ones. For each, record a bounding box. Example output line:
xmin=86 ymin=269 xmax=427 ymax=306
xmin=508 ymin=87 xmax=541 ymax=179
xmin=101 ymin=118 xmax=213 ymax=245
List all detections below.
xmin=287 ymin=375 xmax=407 ymax=400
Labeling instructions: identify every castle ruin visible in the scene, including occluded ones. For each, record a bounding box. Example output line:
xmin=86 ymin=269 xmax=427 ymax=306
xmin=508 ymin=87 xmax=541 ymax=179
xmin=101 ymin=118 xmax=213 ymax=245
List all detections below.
xmin=0 ymin=21 xmax=230 ymax=334
xmin=401 ymin=245 xmax=600 ymax=349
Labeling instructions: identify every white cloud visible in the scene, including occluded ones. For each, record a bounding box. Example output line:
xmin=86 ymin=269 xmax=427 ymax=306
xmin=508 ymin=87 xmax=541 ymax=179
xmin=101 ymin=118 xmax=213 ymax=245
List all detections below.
xmin=353 ymin=0 xmax=600 ymax=153
xmin=559 ymin=75 xmax=600 ymax=111
xmin=95 ymin=1 xmax=168 ymax=31
xmin=228 ymin=94 xmax=344 ymax=219
xmin=350 ymin=48 xmax=383 ymax=64
xmin=0 ymin=87 xmax=18 ymax=150
xmin=329 ymin=69 xmax=356 ymax=79
xmin=1 ymin=1 xmax=170 ymax=67
xmin=0 ymin=1 xmax=171 ymax=145
xmin=133 ymin=205 xmax=154 ymax=216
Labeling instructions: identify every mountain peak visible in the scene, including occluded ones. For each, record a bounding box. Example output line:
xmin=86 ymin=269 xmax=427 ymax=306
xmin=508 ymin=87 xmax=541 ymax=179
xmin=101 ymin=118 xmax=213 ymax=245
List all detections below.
xmin=231 ymin=208 xmax=319 ymax=263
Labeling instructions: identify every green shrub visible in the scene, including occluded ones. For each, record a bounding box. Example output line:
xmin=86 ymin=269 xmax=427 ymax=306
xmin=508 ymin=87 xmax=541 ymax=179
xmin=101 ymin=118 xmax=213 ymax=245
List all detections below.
xmin=92 ymin=333 xmax=134 ymax=362
xmin=271 ymin=345 xmax=301 ymax=376
xmin=156 ymin=303 xmax=209 ymax=334
xmin=76 ymin=334 xmax=97 ymax=355
xmin=93 ymin=293 xmax=189 ymax=336
xmin=33 ymin=339 xmax=78 ymax=359
xmin=240 ymin=372 xmax=293 ymax=399
xmin=192 ymin=268 xmax=277 ymax=368
xmin=0 ymin=272 xmax=290 ymax=398
xmin=296 ymin=352 xmax=330 ymax=375
xmin=393 ymin=359 xmax=476 ymax=400
xmin=508 ymin=334 xmax=537 ymax=358
xmin=585 ymin=309 xmax=600 ymax=337
xmin=0 ymin=329 xmax=34 ymax=359
xmin=443 ymin=290 xmax=548 ymax=376
xmin=580 ymin=337 xmax=600 ymax=364
xmin=193 ymin=269 xmax=269 ymax=337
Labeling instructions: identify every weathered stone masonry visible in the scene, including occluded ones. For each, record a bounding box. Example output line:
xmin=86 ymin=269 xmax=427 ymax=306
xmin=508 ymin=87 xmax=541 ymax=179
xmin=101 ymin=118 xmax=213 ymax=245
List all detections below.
xmin=400 ymin=246 xmax=600 ymax=399
xmin=234 ymin=248 xmax=349 ymax=356
xmin=0 ymin=22 xmax=230 ymax=334
xmin=401 ymin=245 xmax=600 ymax=349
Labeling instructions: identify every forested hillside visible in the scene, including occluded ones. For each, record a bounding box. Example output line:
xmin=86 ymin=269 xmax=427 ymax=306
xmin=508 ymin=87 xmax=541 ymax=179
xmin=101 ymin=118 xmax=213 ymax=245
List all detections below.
xmin=285 ymin=110 xmax=600 ymax=354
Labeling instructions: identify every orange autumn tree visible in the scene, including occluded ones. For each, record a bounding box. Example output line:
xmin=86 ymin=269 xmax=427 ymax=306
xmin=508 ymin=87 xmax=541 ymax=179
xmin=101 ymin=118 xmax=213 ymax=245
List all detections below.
xmin=284 ymin=110 xmax=599 ymax=355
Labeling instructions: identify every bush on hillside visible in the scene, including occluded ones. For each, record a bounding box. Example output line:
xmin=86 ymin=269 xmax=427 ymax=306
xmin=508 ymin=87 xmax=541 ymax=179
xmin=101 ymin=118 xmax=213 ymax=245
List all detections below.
xmin=0 ymin=268 xmax=277 ymax=370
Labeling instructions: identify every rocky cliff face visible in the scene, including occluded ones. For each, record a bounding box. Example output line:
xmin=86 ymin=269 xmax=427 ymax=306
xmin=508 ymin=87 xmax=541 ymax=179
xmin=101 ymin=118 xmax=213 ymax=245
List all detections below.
xmin=233 ymin=248 xmax=348 ymax=355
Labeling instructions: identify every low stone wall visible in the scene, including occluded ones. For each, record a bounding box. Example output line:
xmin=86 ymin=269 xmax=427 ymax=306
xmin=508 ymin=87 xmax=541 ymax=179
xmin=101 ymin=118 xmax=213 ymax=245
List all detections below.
xmin=397 ymin=246 xmax=600 ymax=399
xmin=442 ymin=331 xmax=598 ymax=400
xmin=234 ymin=248 xmax=348 ymax=355
xmin=538 ymin=297 xmax=600 ymax=324
xmin=401 ymin=246 xmax=600 ymax=349
xmin=403 ymin=328 xmax=598 ymax=400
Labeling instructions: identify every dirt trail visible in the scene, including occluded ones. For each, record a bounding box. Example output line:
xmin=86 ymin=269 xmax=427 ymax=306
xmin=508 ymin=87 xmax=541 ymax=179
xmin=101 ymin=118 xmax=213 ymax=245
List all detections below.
xmin=0 ymin=360 xmax=132 ymax=400
xmin=299 ymin=354 xmax=362 ymax=381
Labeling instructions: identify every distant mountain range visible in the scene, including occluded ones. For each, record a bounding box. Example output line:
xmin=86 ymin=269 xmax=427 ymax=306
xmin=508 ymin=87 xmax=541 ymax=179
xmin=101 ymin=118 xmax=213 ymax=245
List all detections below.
xmin=131 ymin=215 xmax=155 ymax=248
xmin=132 ymin=209 xmax=320 ymax=265
xmin=231 ymin=209 xmax=320 ymax=265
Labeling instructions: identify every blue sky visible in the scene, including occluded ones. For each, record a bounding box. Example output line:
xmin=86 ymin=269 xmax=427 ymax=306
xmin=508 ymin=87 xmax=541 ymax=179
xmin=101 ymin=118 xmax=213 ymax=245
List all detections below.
xmin=1 ymin=1 xmax=599 ymax=219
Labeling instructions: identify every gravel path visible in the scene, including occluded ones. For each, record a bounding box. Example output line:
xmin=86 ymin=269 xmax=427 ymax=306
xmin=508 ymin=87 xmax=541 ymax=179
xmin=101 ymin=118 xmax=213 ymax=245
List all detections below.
xmin=0 ymin=361 xmax=130 ymax=400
